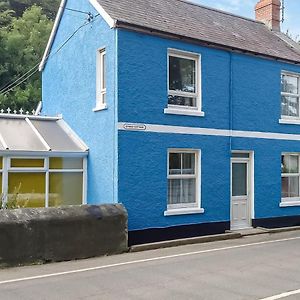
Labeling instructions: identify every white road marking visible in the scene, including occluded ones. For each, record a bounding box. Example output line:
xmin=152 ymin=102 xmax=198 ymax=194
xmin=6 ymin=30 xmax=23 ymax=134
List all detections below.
xmin=260 ymin=289 xmax=300 ymax=299
xmin=0 ymin=236 xmax=300 ymax=286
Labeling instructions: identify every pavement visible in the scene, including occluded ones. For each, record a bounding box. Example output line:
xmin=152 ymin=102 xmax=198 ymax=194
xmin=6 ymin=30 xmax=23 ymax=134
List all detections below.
xmin=1 ymin=230 xmax=300 ymax=299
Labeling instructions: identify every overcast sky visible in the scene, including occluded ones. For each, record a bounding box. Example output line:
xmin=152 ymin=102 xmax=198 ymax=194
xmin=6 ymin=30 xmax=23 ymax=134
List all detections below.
xmin=192 ymin=0 xmax=300 ymax=40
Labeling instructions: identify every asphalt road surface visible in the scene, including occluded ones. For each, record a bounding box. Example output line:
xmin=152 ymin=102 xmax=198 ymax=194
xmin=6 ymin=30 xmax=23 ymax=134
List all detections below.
xmin=1 ymin=231 xmax=300 ymax=299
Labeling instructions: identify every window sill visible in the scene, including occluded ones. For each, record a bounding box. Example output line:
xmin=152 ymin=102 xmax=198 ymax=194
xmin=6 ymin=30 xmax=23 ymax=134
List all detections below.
xmin=280 ymin=201 xmax=300 ymax=207
xmin=164 ymin=108 xmax=205 ymax=117
xmin=164 ymin=208 xmax=204 ymax=216
xmin=93 ymin=104 xmax=108 ymax=112
xmin=279 ymin=118 xmax=300 ymax=125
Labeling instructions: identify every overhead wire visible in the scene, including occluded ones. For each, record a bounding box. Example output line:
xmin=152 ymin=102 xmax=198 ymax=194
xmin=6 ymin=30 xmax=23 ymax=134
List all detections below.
xmin=0 ymin=13 xmax=99 ymax=96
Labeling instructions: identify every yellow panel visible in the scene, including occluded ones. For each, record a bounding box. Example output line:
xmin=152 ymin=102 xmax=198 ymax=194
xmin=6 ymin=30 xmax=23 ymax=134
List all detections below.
xmin=11 ymin=158 xmax=44 ymax=168
xmin=49 ymin=157 xmax=83 ymax=169
xmin=7 ymin=173 xmax=45 ymax=208
xmin=49 ymin=172 xmax=83 ymax=207
xmin=0 ymin=173 xmax=2 ymax=208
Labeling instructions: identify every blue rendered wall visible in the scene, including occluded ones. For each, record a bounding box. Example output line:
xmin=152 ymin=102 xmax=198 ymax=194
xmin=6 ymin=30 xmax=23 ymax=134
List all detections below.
xmin=117 ymin=29 xmax=300 ymax=231
xmin=42 ymin=0 xmax=118 ymax=204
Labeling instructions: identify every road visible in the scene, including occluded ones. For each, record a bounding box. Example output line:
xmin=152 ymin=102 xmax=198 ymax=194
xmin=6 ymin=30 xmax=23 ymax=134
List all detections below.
xmin=0 ymin=231 xmax=300 ymax=299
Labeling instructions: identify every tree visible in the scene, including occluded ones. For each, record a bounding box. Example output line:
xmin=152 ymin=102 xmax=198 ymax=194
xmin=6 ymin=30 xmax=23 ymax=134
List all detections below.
xmin=0 ymin=5 xmax=53 ymax=111
xmin=8 ymin=0 xmax=60 ymax=20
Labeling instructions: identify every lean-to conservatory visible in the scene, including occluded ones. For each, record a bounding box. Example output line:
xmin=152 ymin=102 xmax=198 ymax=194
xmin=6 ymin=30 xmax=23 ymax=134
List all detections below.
xmin=0 ymin=113 xmax=88 ymax=209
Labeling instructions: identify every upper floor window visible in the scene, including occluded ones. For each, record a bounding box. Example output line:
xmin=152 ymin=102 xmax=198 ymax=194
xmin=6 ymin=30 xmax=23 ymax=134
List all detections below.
xmin=281 ymin=72 xmax=300 ymax=119
xmin=165 ymin=50 xmax=204 ymax=117
xmin=94 ymin=48 xmax=107 ymax=111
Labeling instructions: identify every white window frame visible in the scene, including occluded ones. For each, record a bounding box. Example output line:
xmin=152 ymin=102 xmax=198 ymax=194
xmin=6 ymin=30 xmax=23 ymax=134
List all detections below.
xmin=280 ymin=153 xmax=300 ymax=207
xmin=94 ymin=48 xmax=107 ymax=112
xmin=1 ymin=156 xmax=87 ymax=209
xmin=280 ymin=71 xmax=300 ymax=124
xmin=164 ymin=49 xmax=204 ymax=117
xmin=165 ymin=149 xmax=204 ymax=216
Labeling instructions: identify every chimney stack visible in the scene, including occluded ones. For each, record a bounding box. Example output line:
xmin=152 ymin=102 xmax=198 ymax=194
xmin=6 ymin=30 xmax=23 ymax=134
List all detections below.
xmin=255 ymin=0 xmax=281 ymax=31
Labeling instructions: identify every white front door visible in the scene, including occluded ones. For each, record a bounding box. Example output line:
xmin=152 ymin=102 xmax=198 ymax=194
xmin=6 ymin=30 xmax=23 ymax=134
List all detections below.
xmin=231 ymin=153 xmax=252 ymax=230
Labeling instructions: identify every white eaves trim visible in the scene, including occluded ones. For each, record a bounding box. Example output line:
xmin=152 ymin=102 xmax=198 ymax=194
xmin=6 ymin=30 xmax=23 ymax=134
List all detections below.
xmin=39 ymin=0 xmax=116 ymax=72
xmin=39 ymin=0 xmax=67 ymax=71
xmin=89 ymin=0 xmax=116 ymax=28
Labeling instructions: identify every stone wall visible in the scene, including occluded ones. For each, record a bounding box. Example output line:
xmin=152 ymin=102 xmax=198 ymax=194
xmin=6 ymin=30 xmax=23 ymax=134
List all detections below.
xmin=0 ymin=204 xmax=128 ymax=267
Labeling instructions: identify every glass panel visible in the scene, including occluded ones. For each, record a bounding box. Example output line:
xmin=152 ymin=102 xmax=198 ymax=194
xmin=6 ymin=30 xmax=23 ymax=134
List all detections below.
xmin=232 ymin=153 xmax=249 ymax=158
xmin=11 ymin=158 xmax=44 ymax=168
xmin=31 ymin=120 xmax=82 ymax=152
xmin=0 ymin=119 xmax=46 ymax=151
xmin=50 ymin=157 xmax=83 ymax=169
xmin=169 ymin=153 xmax=181 ymax=175
xmin=232 ymin=163 xmax=247 ymax=196
xmin=0 ymin=157 xmax=2 ymax=169
xmin=281 ymin=95 xmax=299 ymax=117
xmin=0 ymin=173 xmax=2 ymax=208
xmin=282 ymin=176 xmax=299 ymax=198
xmin=49 ymin=173 xmax=83 ymax=207
xmin=7 ymin=173 xmax=45 ymax=208
xmin=102 ymin=52 xmax=106 ymax=90
xmin=181 ymin=178 xmax=196 ymax=204
xmin=281 ymin=155 xmax=299 ymax=173
xmin=169 ymin=56 xmax=196 ymax=93
xmin=168 ymin=95 xmax=197 ymax=107
xmin=182 ymin=153 xmax=195 ymax=174
xmin=282 ymin=75 xmax=298 ymax=94
xmin=168 ymin=178 xmax=196 ymax=205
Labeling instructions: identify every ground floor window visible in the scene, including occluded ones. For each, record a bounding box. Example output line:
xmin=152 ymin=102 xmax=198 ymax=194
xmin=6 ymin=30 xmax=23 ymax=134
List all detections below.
xmin=1 ymin=156 xmax=87 ymax=209
xmin=281 ymin=154 xmax=300 ymax=201
xmin=167 ymin=149 xmax=199 ymax=211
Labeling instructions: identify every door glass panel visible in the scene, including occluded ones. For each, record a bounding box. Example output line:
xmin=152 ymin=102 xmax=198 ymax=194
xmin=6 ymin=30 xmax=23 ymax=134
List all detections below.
xmin=232 ymin=163 xmax=247 ymax=196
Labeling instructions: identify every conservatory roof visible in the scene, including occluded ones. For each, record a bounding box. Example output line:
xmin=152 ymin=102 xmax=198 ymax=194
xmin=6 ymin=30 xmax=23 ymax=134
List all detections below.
xmin=0 ymin=113 xmax=88 ymax=154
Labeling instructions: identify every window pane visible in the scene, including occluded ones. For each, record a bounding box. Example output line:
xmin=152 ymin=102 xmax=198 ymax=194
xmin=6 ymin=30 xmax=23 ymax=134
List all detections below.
xmin=11 ymin=158 xmax=44 ymax=168
xmin=182 ymin=153 xmax=195 ymax=174
xmin=102 ymin=52 xmax=106 ymax=90
xmin=0 ymin=173 xmax=2 ymax=208
xmin=0 ymin=158 xmax=2 ymax=169
xmin=49 ymin=157 xmax=83 ymax=170
xmin=49 ymin=173 xmax=83 ymax=207
xmin=232 ymin=163 xmax=247 ymax=196
xmin=168 ymin=95 xmax=197 ymax=107
xmin=169 ymin=153 xmax=181 ymax=175
xmin=281 ymin=96 xmax=299 ymax=117
xmin=7 ymin=173 xmax=45 ymax=208
xmin=282 ymin=176 xmax=299 ymax=198
xmin=169 ymin=56 xmax=196 ymax=93
xmin=181 ymin=178 xmax=196 ymax=204
xmin=281 ymin=155 xmax=298 ymax=173
xmin=168 ymin=178 xmax=196 ymax=205
xmin=232 ymin=153 xmax=249 ymax=158
xmin=282 ymin=75 xmax=298 ymax=94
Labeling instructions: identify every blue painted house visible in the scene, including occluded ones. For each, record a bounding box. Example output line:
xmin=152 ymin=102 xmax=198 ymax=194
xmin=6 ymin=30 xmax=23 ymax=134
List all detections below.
xmin=40 ymin=0 xmax=300 ymax=244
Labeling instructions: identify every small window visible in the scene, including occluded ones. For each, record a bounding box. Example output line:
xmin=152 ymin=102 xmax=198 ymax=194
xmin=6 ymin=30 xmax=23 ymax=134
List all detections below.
xmin=167 ymin=50 xmax=201 ymax=113
xmin=281 ymin=73 xmax=300 ymax=119
xmin=167 ymin=150 xmax=199 ymax=210
xmin=281 ymin=154 xmax=300 ymax=200
xmin=96 ymin=48 xmax=106 ymax=109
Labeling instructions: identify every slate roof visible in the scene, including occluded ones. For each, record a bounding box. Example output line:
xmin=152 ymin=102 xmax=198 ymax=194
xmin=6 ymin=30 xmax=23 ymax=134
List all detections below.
xmin=97 ymin=0 xmax=300 ymax=63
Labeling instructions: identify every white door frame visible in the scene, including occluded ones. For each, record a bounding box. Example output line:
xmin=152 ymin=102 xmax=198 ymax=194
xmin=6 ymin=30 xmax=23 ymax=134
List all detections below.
xmin=230 ymin=151 xmax=254 ymax=230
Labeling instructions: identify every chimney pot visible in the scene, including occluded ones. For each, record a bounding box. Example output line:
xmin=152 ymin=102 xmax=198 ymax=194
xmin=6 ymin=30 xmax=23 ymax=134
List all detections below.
xmin=255 ymin=0 xmax=281 ymax=31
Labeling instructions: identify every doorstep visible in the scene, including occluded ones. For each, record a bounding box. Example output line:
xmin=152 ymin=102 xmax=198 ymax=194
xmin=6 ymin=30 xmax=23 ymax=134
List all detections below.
xmin=130 ymin=232 xmax=242 ymax=253
xmin=226 ymin=227 xmax=269 ymax=236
